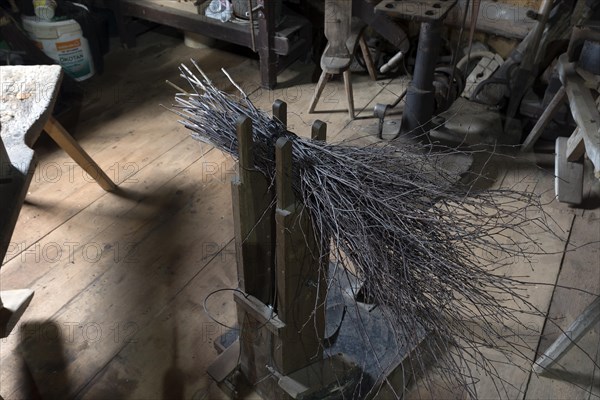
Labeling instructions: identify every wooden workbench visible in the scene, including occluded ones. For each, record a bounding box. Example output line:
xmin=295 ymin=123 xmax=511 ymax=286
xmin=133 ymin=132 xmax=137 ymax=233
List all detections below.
xmin=94 ymin=0 xmax=311 ymax=89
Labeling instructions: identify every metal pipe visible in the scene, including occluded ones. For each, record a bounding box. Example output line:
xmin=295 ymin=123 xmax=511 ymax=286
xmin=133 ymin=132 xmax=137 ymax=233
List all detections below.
xmin=380 ymin=50 xmax=404 ymax=74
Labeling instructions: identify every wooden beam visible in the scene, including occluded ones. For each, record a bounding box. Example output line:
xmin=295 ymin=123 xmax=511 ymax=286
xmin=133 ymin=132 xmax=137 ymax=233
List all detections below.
xmin=230 ymin=116 xmax=277 ymax=393
xmin=558 ymin=55 xmax=600 ymax=175
xmin=521 ymin=86 xmax=566 ymax=152
xmin=233 ymin=291 xmax=285 ymax=336
xmin=534 ymin=296 xmax=600 ymax=374
xmin=566 ymin=128 xmax=585 ymax=162
xmin=343 ymin=70 xmax=355 ymax=120
xmin=207 ymin=339 xmax=240 ymax=383
xmin=308 ymin=72 xmax=331 ymax=114
xmin=555 ymin=136 xmax=583 ymax=205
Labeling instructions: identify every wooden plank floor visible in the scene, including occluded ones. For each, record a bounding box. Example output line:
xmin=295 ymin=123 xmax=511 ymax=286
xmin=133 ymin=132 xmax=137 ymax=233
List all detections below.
xmin=1 ymin=28 xmax=599 ymax=399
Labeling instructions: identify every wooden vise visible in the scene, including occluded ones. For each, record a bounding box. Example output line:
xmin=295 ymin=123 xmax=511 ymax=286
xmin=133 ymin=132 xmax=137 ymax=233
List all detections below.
xmin=208 ymin=101 xmax=356 ymax=399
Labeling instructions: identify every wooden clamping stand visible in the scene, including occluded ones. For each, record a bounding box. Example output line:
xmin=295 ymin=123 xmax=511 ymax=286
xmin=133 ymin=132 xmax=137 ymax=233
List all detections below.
xmin=208 ymin=100 xmax=429 ymax=399
xmin=208 ymin=100 xmax=358 ymax=399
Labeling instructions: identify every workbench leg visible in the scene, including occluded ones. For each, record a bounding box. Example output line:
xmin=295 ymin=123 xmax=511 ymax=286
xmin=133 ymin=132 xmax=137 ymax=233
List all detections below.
xmin=258 ymin=2 xmax=277 ymax=89
xmin=43 ymin=116 xmax=117 ymax=192
xmin=110 ymin=2 xmax=136 ymax=48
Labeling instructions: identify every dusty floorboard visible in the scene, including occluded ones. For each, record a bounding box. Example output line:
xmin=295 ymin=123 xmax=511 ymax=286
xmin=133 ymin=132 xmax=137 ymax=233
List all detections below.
xmin=525 ymin=168 xmax=600 ymax=400
xmin=1 ymin=27 xmax=599 ymax=400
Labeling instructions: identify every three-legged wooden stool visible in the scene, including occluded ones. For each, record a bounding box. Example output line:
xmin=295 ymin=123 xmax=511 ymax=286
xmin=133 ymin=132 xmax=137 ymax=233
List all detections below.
xmin=308 ymin=1 xmax=377 ymax=120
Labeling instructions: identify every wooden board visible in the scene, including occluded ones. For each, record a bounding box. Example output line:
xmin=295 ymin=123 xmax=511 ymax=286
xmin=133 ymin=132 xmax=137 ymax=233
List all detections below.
xmin=1 ymin=146 xmax=237 ymax=398
xmin=525 ymin=164 xmax=600 ymax=400
xmin=76 ymin=242 xmax=239 ymax=399
xmin=555 ymin=136 xmax=584 ymax=205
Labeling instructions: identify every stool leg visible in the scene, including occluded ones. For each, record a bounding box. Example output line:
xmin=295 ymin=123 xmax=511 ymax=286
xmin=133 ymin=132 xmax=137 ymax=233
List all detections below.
xmin=343 ymin=70 xmax=354 ymax=120
xmin=308 ymin=71 xmax=331 ymax=114
xmin=359 ymin=36 xmax=377 ymax=81
xmin=43 ymin=116 xmax=117 ymax=192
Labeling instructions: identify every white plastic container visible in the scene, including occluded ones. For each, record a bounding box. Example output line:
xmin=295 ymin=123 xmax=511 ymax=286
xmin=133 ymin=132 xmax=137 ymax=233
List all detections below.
xmin=33 ymin=0 xmax=57 ymax=20
xmin=21 ymin=9 xmax=95 ymax=81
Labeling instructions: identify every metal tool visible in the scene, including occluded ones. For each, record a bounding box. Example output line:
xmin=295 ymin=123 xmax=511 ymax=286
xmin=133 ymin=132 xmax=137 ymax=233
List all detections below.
xmin=374 ymin=89 xmax=407 ymax=139
xmin=379 ymin=50 xmax=404 ymax=74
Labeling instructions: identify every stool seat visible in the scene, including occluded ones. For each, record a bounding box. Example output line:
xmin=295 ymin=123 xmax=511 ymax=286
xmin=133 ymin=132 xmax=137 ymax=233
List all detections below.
xmin=321 ymin=18 xmax=367 ymax=74
xmin=321 ymin=50 xmax=352 ymax=74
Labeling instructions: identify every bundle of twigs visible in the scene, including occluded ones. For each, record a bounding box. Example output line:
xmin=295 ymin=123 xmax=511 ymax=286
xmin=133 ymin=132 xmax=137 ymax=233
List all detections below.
xmin=170 ymin=62 xmax=555 ymax=398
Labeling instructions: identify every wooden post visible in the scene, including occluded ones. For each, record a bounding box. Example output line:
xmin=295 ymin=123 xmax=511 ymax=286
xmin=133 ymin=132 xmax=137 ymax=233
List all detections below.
xmin=311 ymin=120 xmax=327 ymax=141
xmin=310 ymin=120 xmax=329 ymax=321
xmin=273 ymin=100 xmax=287 ymax=127
xmin=230 ymin=115 xmax=277 ymax=397
xmin=274 ymin=136 xmax=324 ymax=375
xmin=231 ymin=116 xmax=275 ymax=303
xmin=110 ymin=1 xmax=137 ymax=48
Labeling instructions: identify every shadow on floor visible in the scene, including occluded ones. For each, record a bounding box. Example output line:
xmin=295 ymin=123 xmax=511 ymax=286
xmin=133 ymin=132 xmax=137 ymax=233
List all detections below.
xmin=18 ymin=320 xmax=71 ymax=399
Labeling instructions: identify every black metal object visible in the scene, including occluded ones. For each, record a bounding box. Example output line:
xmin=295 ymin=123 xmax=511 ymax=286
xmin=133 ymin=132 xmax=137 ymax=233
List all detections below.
xmin=375 ymin=0 xmax=457 ymax=137
xmin=402 ymin=20 xmax=443 ymax=134
xmin=374 ymin=89 xmax=406 ymax=139
xmin=353 ymin=0 xmax=410 ymax=53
